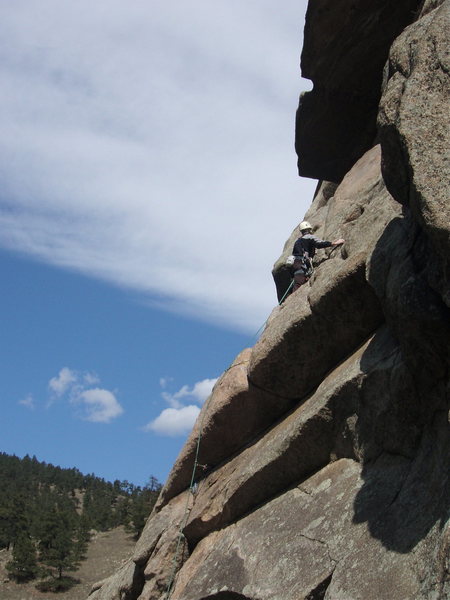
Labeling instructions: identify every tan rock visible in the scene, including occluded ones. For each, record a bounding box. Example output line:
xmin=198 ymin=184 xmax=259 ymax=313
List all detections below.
xmin=139 ymin=522 xmax=189 ymax=600
xmin=251 ymin=147 xmax=399 ymax=403
xmin=133 ymin=490 xmax=189 ymax=566
xmin=183 ymin=340 xmax=367 ymax=546
xmin=155 ymin=349 xmax=251 ymax=508
xmin=157 ymin=348 xmax=299 ymax=509
xmin=135 ymin=490 xmax=192 ymax=599
xmin=171 ymin=457 xmax=415 ymax=600
xmin=88 ymin=559 xmax=143 ymax=600
xmin=170 ymin=408 xmax=449 ymax=600
xmin=183 ymin=326 xmax=423 ymax=547
xmin=90 ymin=491 xmax=191 ymax=600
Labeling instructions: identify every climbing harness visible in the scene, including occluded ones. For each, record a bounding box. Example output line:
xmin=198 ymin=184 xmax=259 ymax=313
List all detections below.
xmin=295 ymin=254 xmax=314 ymax=278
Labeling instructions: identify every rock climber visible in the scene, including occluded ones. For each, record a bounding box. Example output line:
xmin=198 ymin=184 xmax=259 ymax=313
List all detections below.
xmin=291 ymin=221 xmax=345 ymax=290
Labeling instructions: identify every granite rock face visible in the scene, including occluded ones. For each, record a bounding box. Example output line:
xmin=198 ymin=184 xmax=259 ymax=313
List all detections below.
xmin=296 ymin=0 xmax=422 ymax=183
xmin=90 ymin=2 xmax=449 ymax=599
xmin=378 ymin=0 xmax=450 ymax=305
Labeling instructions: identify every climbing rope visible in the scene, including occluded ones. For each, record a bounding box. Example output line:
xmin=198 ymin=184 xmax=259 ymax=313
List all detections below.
xmin=163 ymin=390 xmax=213 ymax=599
xmin=163 ymin=245 xmax=347 ymax=595
xmin=163 ymin=273 xmax=307 ymax=595
xmin=279 ymin=278 xmax=295 ymax=305
xmin=253 ymin=278 xmax=294 ymax=339
xmin=163 ymin=355 xmax=257 ymax=597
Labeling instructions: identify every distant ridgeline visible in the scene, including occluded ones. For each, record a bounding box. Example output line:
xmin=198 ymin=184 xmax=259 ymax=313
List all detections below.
xmin=0 ymin=452 xmax=161 ymax=589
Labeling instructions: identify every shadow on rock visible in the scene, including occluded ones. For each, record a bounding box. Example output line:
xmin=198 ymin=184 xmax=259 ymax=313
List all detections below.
xmin=353 ymin=411 xmax=449 ymax=554
xmin=352 ymin=213 xmax=450 ymax=554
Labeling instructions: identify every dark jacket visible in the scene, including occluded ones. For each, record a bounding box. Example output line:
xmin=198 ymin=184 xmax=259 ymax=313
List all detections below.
xmin=293 ymin=233 xmax=332 ymax=259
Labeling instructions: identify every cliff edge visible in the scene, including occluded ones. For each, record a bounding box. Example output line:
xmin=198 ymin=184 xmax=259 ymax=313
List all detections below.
xmin=90 ymin=1 xmax=450 ymax=598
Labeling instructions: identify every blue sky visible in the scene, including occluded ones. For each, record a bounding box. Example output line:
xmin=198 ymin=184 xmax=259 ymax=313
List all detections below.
xmin=0 ymin=1 xmax=316 ymax=487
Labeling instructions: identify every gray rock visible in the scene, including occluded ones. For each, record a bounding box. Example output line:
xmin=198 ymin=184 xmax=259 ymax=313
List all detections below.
xmin=296 ymin=0 xmax=421 ymax=181
xmin=378 ymin=1 xmax=450 ymax=305
xmin=419 ymin=0 xmax=447 ymax=19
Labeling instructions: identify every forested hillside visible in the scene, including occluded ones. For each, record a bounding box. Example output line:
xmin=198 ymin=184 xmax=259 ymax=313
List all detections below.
xmin=0 ymin=453 xmax=160 ymax=591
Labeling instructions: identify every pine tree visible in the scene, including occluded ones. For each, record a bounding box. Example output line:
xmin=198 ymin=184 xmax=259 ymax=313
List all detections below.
xmin=127 ymin=478 xmax=161 ymax=538
xmin=0 ymin=451 xmax=162 ymax=587
xmin=73 ymin=514 xmax=90 ymax=562
xmin=37 ymin=496 xmax=80 ymax=580
xmin=6 ymin=534 xmax=38 ymax=582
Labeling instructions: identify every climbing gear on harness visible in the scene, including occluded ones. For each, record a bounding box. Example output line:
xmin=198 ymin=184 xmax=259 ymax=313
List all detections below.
xmin=292 ymin=253 xmax=314 ymax=292
xmin=293 ymin=254 xmax=313 ymax=279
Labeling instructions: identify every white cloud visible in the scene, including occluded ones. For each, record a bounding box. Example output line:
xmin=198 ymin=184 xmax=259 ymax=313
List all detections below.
xmin=190 ymin=378 xmax=218 ymax=403
xmin=144 ymin=405 xmax=200 ymax=437
xmin=47 ymin=367 xmax=124 ymax=423
xmin=162 ymin=378 xmax=218 ymax=408
xmin=74 ymin=388 xmax=124 ymax=424
xmin=0 ymin=0 xmax=316 ymax=334
xmin=19 ymin=394 xmax=35 ymax=410
xmin=48 ymin=367 xmax=77 ymax=397
xmin=83 ymin=372 xmax=100 ymax=386
xmin=159 ymin=377 xmax=173 ymax=390
xmin=145 ymin=377 xmax=217 ymax=436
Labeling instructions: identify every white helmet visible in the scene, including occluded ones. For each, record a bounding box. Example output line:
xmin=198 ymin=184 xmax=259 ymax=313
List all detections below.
xmin=299 ymin=220 xmax=312 ymax=232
